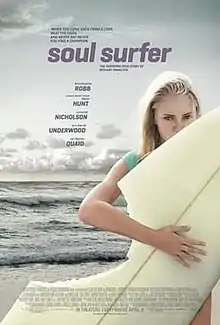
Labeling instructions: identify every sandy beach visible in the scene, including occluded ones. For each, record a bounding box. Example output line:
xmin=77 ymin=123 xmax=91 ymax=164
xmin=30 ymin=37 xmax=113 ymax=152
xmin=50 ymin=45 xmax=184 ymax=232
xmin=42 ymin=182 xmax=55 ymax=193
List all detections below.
xmin=1 ymin=279 xmax=220 ymax=324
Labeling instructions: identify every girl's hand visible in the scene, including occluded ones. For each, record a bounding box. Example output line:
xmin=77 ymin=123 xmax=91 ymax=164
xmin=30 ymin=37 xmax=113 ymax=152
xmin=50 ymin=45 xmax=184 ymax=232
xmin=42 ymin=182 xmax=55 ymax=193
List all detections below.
xmin=154 ymin=225 xmax=207 ymax=268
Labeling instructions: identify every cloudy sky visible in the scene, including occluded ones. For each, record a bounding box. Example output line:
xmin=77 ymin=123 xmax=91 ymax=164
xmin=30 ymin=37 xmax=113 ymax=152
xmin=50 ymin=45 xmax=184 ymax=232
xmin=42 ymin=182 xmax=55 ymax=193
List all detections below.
xmin=0 ymin=0 xmax=219 ymax=180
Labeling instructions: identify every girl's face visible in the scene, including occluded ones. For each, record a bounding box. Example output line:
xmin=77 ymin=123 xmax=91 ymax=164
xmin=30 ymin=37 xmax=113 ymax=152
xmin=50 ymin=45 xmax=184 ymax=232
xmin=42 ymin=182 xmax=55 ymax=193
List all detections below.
xmin=154 ymin=94 xmax=198 ymax=142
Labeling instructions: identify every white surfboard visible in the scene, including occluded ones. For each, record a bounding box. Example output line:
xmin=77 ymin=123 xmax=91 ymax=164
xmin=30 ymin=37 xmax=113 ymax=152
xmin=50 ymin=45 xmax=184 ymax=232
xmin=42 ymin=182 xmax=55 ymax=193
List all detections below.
xmin=1 ymin=106 xmax=220 ymax=325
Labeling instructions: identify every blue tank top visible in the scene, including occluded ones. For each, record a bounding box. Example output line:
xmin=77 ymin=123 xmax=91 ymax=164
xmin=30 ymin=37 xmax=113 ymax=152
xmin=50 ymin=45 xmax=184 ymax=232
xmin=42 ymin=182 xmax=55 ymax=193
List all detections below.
xmin=122 ymin=151 xmax=140 ymax=171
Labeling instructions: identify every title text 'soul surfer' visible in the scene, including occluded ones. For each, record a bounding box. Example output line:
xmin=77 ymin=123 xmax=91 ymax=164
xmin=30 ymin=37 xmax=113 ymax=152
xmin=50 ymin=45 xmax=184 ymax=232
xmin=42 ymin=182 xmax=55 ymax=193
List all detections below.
xmin=47 ymin=42 xmax=173 ymax=64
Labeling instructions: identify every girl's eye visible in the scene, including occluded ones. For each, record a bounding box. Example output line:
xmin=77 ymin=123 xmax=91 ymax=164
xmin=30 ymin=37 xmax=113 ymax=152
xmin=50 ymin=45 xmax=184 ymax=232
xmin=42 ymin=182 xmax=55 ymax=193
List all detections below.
xmin=164 ymin=116 xmax=173 ymax=121
xmin=184 ymin=114 xmax=192 ymax=119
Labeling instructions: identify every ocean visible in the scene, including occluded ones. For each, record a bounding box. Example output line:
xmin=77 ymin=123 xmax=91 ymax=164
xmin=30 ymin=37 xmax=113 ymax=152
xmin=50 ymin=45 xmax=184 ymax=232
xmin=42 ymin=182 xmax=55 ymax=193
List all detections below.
xmin=1 ymin=182 xmax=220 ymax=325
xmin=0 ymin=181 xmax=131 ymax=284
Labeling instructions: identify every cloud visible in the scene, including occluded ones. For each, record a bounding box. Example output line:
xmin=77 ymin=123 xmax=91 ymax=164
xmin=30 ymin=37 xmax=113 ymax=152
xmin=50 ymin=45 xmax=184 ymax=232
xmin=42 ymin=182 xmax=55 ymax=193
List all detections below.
xmin=97 ymin=124 xmax=121 ymax=139
xmin=25 ymin=140 xmax=47 ymax=150
xmin=0 ymin=0 xmax=47 ymax=29
xmin=6 ymin=128 xmax=29 ymax=139
xmin=0 ymin=18 xmax=32 ymax=30
xmin=0 ymin=137 xmax=5 ymax=144
xmin=4 ymin=148 xmax=18 ymax=153
xmin=0 ymin=147 xmax=129 ymax=173
xmin=84 ymin=140 xmax=94 ymax=148
xmin=0 ymin=0 xmax=75 ymax=40
xmin=84 ymin=149 xmax=129 ymax=172
xmin=0 ymin=0 xmax=218 ymax=41
xmin=1 ymin=0 xmax=218 ymax=42
xmin=58 ymin=150 xmax=94 ymax=171
xmin=46 ymin=137 xmax=66 ymax=149
xmin=0 ymin=148 xmax=17 ymax=158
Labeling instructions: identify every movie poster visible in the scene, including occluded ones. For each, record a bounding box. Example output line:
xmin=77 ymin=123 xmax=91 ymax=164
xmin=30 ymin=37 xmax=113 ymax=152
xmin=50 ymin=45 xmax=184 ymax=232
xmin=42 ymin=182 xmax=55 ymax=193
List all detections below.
xmin=0 ymin=0 xmax=219 ymax=324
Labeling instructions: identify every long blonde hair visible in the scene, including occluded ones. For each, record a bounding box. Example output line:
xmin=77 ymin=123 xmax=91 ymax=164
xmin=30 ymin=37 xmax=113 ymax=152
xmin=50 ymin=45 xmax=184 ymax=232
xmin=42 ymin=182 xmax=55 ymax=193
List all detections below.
xmin=138 ymin=71 xmax=201 ymax=159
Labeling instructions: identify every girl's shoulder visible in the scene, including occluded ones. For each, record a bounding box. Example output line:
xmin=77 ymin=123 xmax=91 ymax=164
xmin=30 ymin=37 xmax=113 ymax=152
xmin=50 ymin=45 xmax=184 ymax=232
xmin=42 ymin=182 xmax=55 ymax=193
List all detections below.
xmin=121 ymin=151 xmax=140 ymax=171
